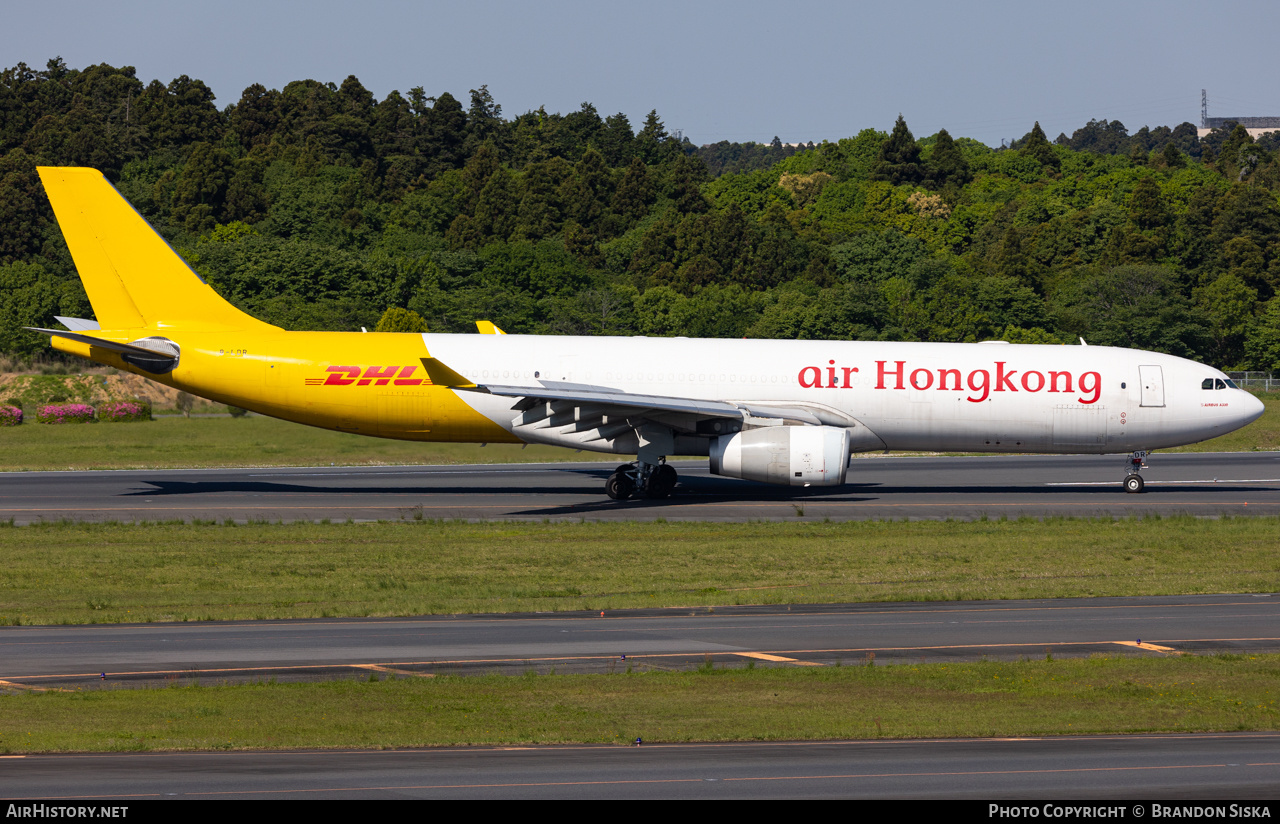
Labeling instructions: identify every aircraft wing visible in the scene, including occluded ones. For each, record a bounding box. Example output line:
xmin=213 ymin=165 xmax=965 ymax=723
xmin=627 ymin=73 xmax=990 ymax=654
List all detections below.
xmin=417 ymin=354 xmax=871 ymax=451
xmin=482 ymin=381 xmax=839 ymax=425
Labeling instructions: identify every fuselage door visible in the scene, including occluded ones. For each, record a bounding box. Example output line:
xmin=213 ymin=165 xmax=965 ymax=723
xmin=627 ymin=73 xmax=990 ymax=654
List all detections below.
xmin=1138 ymin=365 xmax=1165 ymax=408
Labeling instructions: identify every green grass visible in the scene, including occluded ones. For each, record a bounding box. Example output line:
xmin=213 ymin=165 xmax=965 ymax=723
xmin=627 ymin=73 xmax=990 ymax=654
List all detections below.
xmin=1 ymin=517 xmax=1276 ymax=625
xmin=0 ymin=393 xmax=1275 ymax=472
xmin=3 ymin=655 xmax=1276 ymax=752
xmin=0 ymin=414 xmax=615 ymax=471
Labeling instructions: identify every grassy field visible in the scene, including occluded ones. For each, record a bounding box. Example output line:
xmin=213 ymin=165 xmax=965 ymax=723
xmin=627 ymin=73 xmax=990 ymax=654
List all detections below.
xmin=0 ymin=394 xmax=1275 ymax=472
xmin=2 ymin=655 xmax=1276 ymax=752
xmin=1 ymin=517 xmax=1276 ymax=625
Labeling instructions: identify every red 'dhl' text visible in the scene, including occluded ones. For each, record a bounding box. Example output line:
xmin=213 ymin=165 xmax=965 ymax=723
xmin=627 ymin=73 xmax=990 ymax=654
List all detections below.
xmin=307 ymin=365 xmax=425 ymax=387
xmin=798 ymin=360 xmax=1102 ymax=404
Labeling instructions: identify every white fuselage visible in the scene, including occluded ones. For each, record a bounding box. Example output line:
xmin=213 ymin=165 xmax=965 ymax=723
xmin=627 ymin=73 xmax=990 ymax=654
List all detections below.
xmin=424 ymin=336 xmax=1264 ymax=456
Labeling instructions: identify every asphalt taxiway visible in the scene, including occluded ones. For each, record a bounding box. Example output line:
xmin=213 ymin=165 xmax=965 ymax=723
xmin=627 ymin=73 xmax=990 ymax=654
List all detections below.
xmin=1 ymin=452 xmax=1279 ymax=523
xmin=5 ymin=734 xmax=1279 ymax=799
xmin=3 ymin=594 xmax=1276 ymax=689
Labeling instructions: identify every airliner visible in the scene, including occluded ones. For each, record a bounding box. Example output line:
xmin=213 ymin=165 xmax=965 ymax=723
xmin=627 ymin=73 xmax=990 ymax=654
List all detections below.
xmin=27 ymin=167 xmax=1265 ymax=499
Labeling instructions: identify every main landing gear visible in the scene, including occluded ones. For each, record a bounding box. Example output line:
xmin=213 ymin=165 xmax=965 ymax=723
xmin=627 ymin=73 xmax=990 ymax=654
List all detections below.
xmin=1123 ymin=451 xmax=1149 ymax=494
xmin=606 ymin=459 xmax=677 ymax=501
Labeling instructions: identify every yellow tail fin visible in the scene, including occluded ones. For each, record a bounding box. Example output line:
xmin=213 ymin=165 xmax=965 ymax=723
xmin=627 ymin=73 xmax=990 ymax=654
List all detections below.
xmin=37 ymin=167 xmax=276 ymax=332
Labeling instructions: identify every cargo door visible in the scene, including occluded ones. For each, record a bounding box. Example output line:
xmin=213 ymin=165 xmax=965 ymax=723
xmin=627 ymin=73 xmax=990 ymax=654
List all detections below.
xmin=1139 ymin=365 xmax=1165 ymax=408
xmin=376 ymin=391 xmax=432 ymax=438
xmin=1052 ymin=405 xmax=1107 ymax=452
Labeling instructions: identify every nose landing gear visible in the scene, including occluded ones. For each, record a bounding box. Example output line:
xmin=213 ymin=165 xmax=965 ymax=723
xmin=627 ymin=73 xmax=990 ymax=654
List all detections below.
xmin=1123 ymin=451 xmax=1149 ymax=493
xmin=605 ymin=459 xmax=678 ymax=500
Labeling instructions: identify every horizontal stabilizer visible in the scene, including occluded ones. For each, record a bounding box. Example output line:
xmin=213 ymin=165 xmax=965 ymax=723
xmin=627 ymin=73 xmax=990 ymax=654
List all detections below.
xmin=55 ymin=316 xmax=101 ymax=331
xmin=26 ymin=327 xmax=170 ymax=358
xmin=25 ymin=328 xmax=179 ymax=375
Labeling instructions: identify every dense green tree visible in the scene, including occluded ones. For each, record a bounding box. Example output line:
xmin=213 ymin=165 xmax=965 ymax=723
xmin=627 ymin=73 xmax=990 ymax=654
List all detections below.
xmin=10 ymin=58 xmax=1280 ymax=370
xmin=1019 ymin=122 xmax=1058 ymax=169
xmin=374 ymin=306 xmax=429 ymax=332
xmin=0 ymin=149 xmax=44 ymax=263
xmin=138 ymin=75 xmax=222 ymax=153
xmin=871 ymin=115 xmax=924 ymax=186
xmin=166 ymin=141 xmax=233 ymax=232
xmin=425 ymin=91 xmax=468 ymax=174
xmin=1244 ymin=296 xmax=1280 ymax=370
xmin=1054 ymin=265 xmax=1210 ymax=358
xmin=611 ymin=157 xmax=656 ymax=220
xmin=926 ymin=128 xmax=970 ymax=193
xmin=1197 ymin=272 xmax=1257 ymax=366
xmin=597 ymin=112 xmax=636 ymax=166
xmin=464 ymin=85 xmax=505 ymax=157
xmin=229 ymin=83 xmax=281 ymax=149
xmin=0 ymin=261 xmax=63 ymax=354
xmin=635 ymin=110 xmax=678 ymax=165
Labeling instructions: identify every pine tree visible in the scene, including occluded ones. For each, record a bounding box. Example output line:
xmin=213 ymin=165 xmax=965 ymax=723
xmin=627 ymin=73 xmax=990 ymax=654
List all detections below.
xmin=926 ymin=128 xmax=970 ymax=190
xmin=871 ymin=115 xmax=924 ymax=186
xmin=1020 ymin=122 xmax=1058 ymax=169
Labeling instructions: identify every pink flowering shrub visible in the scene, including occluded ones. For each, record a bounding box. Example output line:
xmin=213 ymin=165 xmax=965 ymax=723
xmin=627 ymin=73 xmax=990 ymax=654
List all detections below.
xmin=98 ymin=400 xmax=152 ymax=423
xmin=36 ymin=403 xmax=95 ymax=424
xmin=0 ymin=405 xmax=22 ymax=426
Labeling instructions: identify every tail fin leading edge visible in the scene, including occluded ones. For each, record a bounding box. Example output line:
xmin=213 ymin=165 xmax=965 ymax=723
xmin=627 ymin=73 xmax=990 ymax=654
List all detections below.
xmin=37 ymin=167 xmax=274 ymax=332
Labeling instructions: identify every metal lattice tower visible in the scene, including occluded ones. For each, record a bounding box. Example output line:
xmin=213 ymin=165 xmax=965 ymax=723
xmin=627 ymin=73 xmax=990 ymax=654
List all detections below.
xmin=1201 ymin=89 xmax=1208 ymax=128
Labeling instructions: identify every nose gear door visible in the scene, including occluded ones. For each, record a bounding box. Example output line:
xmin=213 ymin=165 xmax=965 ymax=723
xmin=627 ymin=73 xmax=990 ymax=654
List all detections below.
xmin=1138 ymin=365 xmax=1165 ymax=408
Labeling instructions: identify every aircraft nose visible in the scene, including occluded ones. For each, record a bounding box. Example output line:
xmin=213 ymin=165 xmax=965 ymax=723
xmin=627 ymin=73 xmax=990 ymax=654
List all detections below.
xmin=1239 ymin=391 xmax=1266 ymax=427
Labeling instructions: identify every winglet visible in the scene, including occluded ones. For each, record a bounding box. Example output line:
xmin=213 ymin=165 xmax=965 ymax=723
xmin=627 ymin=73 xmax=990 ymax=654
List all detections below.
xmin=476 ymin=320 xmax=506 ymax=335
xmin=419 ymin=357 xmax=479 ymax=389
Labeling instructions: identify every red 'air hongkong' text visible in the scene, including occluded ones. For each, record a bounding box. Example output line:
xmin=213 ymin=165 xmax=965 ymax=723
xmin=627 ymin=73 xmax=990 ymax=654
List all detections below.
xmin=797 ymin=360 xmax=1102 ymax=405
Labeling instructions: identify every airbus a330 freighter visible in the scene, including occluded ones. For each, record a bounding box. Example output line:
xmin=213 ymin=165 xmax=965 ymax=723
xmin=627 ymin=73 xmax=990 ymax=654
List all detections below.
xmin=28 ymin=167 xmax=1265 ymax=499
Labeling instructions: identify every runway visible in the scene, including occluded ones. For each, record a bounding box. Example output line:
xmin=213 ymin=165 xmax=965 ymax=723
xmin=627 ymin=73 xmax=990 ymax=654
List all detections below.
xmin=5 ymin=734 xmax=1279 ymax=799
xmin=1 ymin=452 xmax=1279 ymax=523
xmin=3 ymin=595 xmax=1276 ymax=688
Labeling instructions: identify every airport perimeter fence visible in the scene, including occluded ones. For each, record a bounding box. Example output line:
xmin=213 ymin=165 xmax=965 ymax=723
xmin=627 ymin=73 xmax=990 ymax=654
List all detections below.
xmin=1227 ymin=372 xmax=1279 ymax=393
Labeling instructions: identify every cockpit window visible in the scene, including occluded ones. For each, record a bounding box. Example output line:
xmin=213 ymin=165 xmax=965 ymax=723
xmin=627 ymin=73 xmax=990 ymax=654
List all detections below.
xmin=1215 ymin=378 xmax=1227 ymax=390
xmin=1202 ymin=378 xmax=1214 ymax=390
xmin=1224 ymin=378 xmax=1239 ymax=389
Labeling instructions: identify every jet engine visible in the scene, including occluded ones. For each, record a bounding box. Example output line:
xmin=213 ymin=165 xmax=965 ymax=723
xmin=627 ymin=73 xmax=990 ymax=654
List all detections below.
xmin=710 ymin=425 xmax=851 ymax=486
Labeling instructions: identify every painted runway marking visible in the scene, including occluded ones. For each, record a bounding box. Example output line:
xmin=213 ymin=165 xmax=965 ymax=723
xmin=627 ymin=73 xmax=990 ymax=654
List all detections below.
xmin=0 ymin=679 xmax=66 ymax=692
xmin=1114 ymin=641 xmax=1183 ymax=655
xmin=734 ymin=652 xmax=823 ymax=667
xmin=352 ymin=664 xmax=435 ymax=678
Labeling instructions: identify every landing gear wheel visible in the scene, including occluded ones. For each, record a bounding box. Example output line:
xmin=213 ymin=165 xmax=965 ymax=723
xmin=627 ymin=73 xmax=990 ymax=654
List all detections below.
xmin=644 ymin=464 xmax=678 ymax=499
xmin=606 ymin=472 xmax=636 ymax=500
xmin=1124 ymin=474 xmax=1145 ymax=494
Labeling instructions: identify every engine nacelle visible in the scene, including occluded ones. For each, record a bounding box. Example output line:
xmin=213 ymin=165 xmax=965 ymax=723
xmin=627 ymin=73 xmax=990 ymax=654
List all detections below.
xmin=710 ymin=425 xmax=851 ymax=486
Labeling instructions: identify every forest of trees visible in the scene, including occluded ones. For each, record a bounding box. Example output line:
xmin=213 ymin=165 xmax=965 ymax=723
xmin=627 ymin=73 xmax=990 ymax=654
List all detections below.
xmin=3 ymin=58 xmax=1280 ymax=372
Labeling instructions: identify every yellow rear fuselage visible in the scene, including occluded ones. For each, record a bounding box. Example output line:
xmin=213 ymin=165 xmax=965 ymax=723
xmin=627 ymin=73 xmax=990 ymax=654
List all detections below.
xmin=51 ymin=330 xmax=517 ymax=443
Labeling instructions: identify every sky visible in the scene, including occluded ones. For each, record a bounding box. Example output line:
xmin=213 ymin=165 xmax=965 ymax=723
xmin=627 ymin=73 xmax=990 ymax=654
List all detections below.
xmin=3 ymin=0 xmax=1277 ymax=148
